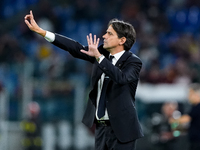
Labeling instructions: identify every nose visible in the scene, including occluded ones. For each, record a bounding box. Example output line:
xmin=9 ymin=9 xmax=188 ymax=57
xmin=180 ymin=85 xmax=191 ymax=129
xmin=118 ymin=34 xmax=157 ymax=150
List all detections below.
xmin=102 ymin=33 xmax=106 ymax=39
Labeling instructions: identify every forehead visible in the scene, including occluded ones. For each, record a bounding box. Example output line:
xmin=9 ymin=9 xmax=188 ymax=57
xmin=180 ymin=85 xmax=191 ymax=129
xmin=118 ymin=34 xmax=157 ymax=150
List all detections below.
xmin=107 ymin=25 xmax=117 ymax=34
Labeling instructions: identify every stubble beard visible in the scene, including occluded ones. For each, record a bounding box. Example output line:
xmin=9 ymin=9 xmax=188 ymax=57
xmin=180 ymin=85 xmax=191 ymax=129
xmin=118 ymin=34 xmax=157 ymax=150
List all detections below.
xmin=103 ymin=44 xmax=111 ymax=52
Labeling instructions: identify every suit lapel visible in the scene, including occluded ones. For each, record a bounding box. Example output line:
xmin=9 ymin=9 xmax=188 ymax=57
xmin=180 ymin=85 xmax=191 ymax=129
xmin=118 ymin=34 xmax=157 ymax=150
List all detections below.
xmin=94 ymin=51 xmax=131 ymax=78
xmin=115 ymin=51 xmax=131 ymax=69
xmin=92 ymin=49 xmax=131 ymax=86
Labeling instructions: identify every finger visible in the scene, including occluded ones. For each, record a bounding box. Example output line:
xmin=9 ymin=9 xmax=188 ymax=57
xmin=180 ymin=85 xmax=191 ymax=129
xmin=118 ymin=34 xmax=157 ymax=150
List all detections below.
xmin=29 ymin=10 xmax=34 ymax=21
xmin=89 ymin=33 xmax=93 ymax=45
xmin=94 ymin=35 xmax=96 ymax=44
xmin=25 ymin=20 xmax=32 ymax=28
xmin=30 ymin=10 xmax=33 ymax=17
xmin=24 ymin=15 xmax=30 ymax=20
xmin=87 ymin=35 xmax=90 ymax=45
xmin=96 ymin=38 xmax=100 ymax=46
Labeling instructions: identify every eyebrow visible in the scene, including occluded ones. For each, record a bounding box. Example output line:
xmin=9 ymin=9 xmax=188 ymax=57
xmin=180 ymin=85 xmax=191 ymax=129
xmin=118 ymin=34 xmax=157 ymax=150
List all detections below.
xmin=106 ymin=30 xmax=113 ymax=35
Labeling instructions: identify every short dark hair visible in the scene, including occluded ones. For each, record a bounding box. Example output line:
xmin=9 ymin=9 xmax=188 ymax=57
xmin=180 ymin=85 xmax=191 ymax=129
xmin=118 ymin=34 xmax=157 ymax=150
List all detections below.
xmin=108 ymin=19 xmax=136 ymax=51
xmin=190 ymin=83 xmax=200 ymax=94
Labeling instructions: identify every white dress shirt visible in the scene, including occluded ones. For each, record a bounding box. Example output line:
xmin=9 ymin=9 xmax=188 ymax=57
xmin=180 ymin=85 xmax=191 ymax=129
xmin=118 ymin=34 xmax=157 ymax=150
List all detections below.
xmin=96 ymin=51 xmax=125 ymax=120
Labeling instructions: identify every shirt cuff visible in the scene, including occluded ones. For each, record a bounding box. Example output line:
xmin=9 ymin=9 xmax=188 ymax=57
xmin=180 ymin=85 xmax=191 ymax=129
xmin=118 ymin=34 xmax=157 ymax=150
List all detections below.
xmin=44 ymin=31 xmax=55 ymax=42
xmin=98 ymin=55 xmax=105 ymax=63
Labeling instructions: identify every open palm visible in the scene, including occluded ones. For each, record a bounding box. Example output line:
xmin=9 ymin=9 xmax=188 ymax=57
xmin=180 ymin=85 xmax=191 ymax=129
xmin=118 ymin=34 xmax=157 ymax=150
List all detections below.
xmin=80 ymin=33 xmax=101 ymax=58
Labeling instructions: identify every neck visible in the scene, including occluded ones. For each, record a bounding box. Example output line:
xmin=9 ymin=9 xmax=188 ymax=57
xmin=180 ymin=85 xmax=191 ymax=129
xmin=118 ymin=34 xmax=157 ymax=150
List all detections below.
xmin=107 ymin=47 xmax=124 ymax=55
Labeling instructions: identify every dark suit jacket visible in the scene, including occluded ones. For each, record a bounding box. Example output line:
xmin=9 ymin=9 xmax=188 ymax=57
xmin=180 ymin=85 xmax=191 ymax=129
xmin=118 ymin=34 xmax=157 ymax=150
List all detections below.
xmin=52 ymin=33 xmax=144 ymax=143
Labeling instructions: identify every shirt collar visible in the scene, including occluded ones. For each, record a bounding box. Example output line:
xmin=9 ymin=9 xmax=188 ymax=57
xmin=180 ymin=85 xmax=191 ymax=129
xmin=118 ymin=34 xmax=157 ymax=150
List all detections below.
xmin=110 ymin=50 xmax=125 ymax=61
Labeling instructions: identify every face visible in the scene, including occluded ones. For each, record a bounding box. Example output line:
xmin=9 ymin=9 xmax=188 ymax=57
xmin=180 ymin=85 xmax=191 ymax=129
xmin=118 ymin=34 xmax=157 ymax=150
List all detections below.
xmin=102 ymin=25 xmax=123 ymax=53
xmin=188 ymin=89 xmax=200 ymax=104
xmin=162 ymin=103 xmax=177 ymax=118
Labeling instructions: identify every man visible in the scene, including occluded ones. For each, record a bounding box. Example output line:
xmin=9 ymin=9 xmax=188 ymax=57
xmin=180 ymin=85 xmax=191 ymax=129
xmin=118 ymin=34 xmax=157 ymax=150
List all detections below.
xmin=25 ymin=10 xmax=143 ymax=150
xmin=151 ymin=102 xmax=179 ymax=150
xmin=170 ymin=83 xmax=200 ymax=150
xmin=21 ymin=102 xmax=42 ymax=150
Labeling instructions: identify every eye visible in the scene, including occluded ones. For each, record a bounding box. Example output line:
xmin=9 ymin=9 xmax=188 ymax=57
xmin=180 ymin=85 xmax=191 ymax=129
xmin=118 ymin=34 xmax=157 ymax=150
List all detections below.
xmin=108 ymin=32 xmax=112 ymax=35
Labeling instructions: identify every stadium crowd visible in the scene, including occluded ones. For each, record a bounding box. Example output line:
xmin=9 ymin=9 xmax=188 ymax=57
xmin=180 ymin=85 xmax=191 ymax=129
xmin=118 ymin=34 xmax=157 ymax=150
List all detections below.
xmin=0 ymin=0 xmax=200 ymax=91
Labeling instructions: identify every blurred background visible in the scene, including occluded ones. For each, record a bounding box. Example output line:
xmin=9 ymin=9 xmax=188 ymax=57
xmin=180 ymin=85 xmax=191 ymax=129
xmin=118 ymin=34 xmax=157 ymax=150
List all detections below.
xmin=0 ymin=0 xmax=200 ymax=150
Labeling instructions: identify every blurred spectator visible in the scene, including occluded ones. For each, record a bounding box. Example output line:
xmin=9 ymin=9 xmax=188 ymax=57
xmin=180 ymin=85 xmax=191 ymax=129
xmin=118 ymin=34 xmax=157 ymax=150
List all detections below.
xmin=0 ymin=34 xmax=26 ymax=63
xmin=170 ymin=83 xmax=200 ymax=150
xmin=1 ymin=0 xmax=200 ymax=86
xmin=150 ymin=102 xmax=180 ymax=150
xmin=21 ymin=101 xmax=42 ymax=150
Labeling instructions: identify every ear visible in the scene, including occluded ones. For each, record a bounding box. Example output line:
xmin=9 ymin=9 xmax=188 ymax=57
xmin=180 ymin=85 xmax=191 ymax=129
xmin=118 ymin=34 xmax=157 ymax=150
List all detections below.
xmin=119 ymin=37 xmax=126 ymax=45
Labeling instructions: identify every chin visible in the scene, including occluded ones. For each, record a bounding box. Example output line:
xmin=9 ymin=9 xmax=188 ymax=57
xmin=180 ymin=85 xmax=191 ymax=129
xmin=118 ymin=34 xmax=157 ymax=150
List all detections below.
xmin=103 ymin=45 xmax=111 ymax=52
xmin=103 ymin=44 xmax=107 ymax=49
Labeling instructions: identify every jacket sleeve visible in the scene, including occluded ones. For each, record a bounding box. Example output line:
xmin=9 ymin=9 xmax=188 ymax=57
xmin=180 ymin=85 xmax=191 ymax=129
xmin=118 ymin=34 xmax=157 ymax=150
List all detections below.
xmin=97 ymin=53 xmax=142 ymax=85
xmin=52 ymin=33 xmax=95 ymax=63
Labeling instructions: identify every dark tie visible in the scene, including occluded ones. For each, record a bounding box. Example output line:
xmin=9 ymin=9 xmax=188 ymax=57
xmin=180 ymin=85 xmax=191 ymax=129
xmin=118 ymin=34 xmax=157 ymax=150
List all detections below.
xmin=97 ymin=55 xmax=114 ymax=119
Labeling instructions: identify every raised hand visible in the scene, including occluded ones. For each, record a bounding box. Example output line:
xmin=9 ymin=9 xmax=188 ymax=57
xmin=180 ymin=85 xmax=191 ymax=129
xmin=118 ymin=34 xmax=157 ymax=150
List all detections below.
xmin=24 ymin=10 xmax=46 ymax=37
xmin=80 ymin=33 xmax=101 ymax=59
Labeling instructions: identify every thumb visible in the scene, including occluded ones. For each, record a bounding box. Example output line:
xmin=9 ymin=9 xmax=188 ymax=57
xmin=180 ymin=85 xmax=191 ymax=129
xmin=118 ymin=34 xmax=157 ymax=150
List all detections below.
xmin=80 ymin=49 xmax=88 ymax=55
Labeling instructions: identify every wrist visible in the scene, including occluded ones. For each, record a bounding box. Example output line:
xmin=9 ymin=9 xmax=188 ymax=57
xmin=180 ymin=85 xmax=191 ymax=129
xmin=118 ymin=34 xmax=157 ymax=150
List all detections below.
xmin=37 ymin=28 xmax=46 ymax=37
xmin=95 ymin=53 xmax=102 ymax=59
xmin=96 ymin=54 xmax=103 ymax=62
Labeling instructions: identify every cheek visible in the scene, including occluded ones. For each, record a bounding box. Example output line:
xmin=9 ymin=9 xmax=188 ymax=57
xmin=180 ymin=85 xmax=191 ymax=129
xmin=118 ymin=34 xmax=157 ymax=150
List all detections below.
xmin=109 ymin=39 xmax=119 ymax=45
xmin=188 ymin=95 xmax=193 ymax=101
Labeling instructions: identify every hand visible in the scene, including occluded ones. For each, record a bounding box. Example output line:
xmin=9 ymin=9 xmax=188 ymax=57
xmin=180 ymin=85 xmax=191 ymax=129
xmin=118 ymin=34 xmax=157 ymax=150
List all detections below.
xmin=80 ymin=33 xmax=101 ymax=58
xmin=169 ymin=117 xmax=176 ymax=124
xmin=24 ymin=10 xmax=46 ymax=37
